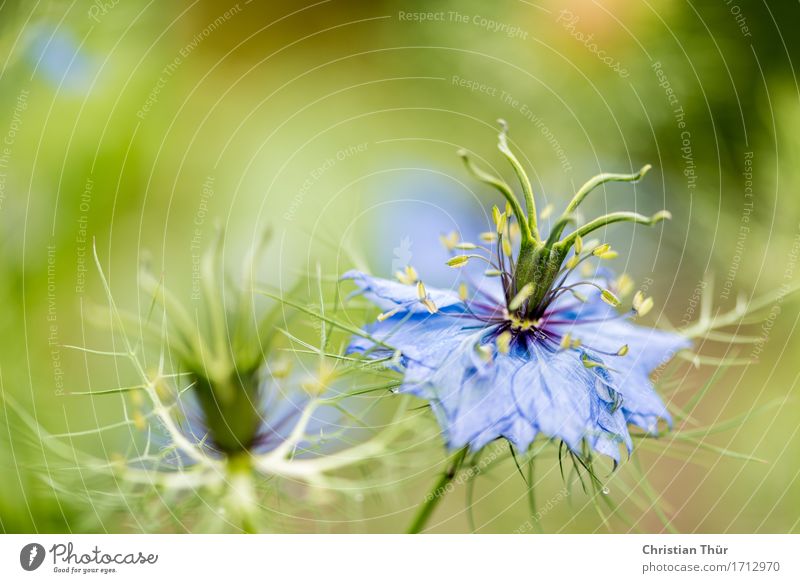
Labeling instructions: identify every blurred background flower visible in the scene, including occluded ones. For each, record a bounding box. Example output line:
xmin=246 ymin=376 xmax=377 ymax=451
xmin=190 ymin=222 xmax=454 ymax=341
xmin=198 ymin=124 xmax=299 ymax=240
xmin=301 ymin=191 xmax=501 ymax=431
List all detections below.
xmin=1 ymin=0 xmax=799 ymax=533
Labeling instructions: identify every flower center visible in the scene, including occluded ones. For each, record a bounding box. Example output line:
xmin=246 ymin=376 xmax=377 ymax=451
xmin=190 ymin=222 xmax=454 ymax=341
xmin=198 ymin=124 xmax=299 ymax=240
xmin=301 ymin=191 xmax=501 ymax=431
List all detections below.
xmin=444 ymin=119 xmax=668 ymax=322
xmin=507 ymin=314 xmax=541 ymax=332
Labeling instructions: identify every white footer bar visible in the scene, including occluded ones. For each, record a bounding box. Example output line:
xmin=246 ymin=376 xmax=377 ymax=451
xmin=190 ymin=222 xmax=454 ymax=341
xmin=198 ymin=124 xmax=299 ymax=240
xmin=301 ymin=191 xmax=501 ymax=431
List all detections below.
xmin=1 ymin=534 xmax=797 ymax=582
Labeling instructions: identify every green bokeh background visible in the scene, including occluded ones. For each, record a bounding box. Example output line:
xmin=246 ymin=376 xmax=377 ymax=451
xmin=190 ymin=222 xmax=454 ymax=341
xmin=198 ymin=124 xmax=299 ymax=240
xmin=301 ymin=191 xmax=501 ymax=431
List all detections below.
xmin=0 ymin=0 xmax=798 ymax=532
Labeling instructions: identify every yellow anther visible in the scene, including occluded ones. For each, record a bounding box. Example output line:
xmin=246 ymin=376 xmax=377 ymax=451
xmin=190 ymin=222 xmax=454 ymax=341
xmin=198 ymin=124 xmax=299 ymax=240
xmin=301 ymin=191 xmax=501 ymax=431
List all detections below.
xmin=560 ymin=333 xmax=572 ymax=350
xmin=302 ymin=362 xmax=336 ymax=396
xmin=592 ymin=243 xmax=614 ymax=257
xmin=152 ymin=377 xmax=172 ymax=401
xmin=638 ymin=296 xmax=654 ymax=316
xmin=615 ymin=273 xmax=634 ymax=297
xmin=446 ymin=255 xmax=470 ymax=268
xmin=395 ymin=265 xmax=418 ymax=285
xmin=633 ymin=290 xmax=644 ymax=310
xmin=454 ymin=242 xmax=477 ymax=250
xmin=591 ymin=243 xmax=618 ymax=260
xmin=417 ymin=282 xmax=438 ymax=314
xmin=496 ymin=331 xmax=512 ymax=355
xmin=416 ymin=281 xmax=427 ymax=301
xmin=420 ymin=298 xmax=438 ymax=314
xmin=601 ymin=289 xmax=621 ymax=307
xmin=480 ymin=231 xmax=498 ymax=243
xmin=540 ymin=203 xmax=554 ymax=220
xmin=502 ymin=238 xmax=512 ymax=257
xmin=440 ymin=231 xmax=459 ymax=251
xmin=492 ymin=205 xmax=507 ymax=234
xmin=617 ymin=344 xmax=629 ymax=356
xmin=377 ymin=307 xmax=400 ymax=322
xmin=475 ymin=343 xmax=493 ymax=363
xmin=574 ymin=234 xmax=583 ymax=255
xmin=593 ymin=243 xmax=611 ymax=256
xmin=566 ymin=255 xmax=580 ymax=270
xmin=507 ymin=316 xmax=538 ymax=331
xmin=508 ymin=283 xmax=534 ymax=311
xmin=505 ymin=201 xmax=512 ymax=217
xmin=572 ymin=338 xmax=582 ymax=348
xmin=271 ymin=358 xmax=293 ymax=379
xmin=130 ymin=389 xmax=144 ymax=407
xmin=509 ymin=223 xmax=521 ymax=241
xmin=133 ymin=409 xmax=146 ymax=431
xmin=497 ymin=214 xmax=507 ymax=234
xmin=485 ymin=269 xmax=502 ymax=277
xmin=632 ymin=291 xmax=654 ymax=317
xmin=458 ymin=282 xmax=468 ymax=301
xmin=580 ymin=263 xmax=593 ymax=277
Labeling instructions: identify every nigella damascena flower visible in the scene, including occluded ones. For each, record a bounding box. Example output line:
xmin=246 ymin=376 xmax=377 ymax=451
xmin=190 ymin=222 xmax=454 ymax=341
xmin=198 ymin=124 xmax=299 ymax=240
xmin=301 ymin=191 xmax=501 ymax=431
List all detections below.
xmin=170 ymin=358 xmax=345 ymax=463
xmin=57 ymin=232 xmax=400 ymax=532
xmin=345 ymin=121 xmax=691 ymax=461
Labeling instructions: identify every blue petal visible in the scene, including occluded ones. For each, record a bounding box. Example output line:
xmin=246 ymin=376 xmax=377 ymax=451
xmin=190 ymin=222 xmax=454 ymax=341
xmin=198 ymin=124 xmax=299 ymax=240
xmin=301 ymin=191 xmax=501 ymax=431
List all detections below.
xmin=348 ymin=310 xmax=486 ymax=373
xmin=398 ymin=334 xmax=634 ymax=460
xmin=342 ymin=270 xmax=464 ymax=314
xmin=509 ymin=344 xmax=631 ymax=461
xmin=345 ymin=271 xmax=684 ymax=460
xmin=558 ymin=317 xmax=691 ymax=432
xmin=403 ymin=332 xmax=523 ymax=450
xmin=508 ymin=345 xmax=596 ymax=451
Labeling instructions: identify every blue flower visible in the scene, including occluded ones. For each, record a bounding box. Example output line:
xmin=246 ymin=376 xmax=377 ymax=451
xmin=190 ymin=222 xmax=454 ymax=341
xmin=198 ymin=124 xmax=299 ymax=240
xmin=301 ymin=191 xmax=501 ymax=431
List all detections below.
xmin=359 ymin=172 xmax=490 ymax=288
xmin=170 ymin=360 xmax=350 ymax=463
xmin=344 ymin=121 xmax=690 ymax=461
xmin=26 ymin=26 xmax=94 ymax=92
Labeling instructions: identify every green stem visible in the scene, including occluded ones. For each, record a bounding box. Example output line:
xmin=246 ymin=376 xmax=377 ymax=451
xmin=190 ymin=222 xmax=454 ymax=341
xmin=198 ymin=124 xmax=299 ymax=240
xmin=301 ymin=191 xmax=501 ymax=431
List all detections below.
xmin=458 ymin=149 xmax=532 ymax=244
xmin=543 ymin=214 xmax=576 ymax=249
xmin=563 ymin=165 xmax=652 ymax=216
xmin=513 ymin=244 xmax=567 ymax=315
xmin=408 ymin=447 xmax=469 ymax=534
xmin=549 ymin=165 xmax=652 ymax=243
xmin=226 ymin=453 xmax=258 ymax=533
xmin=497 ymin=120 xmax=539 ymax=241
xmin=511 ymin=241 xmax=537 ymax=295
xmin=557 ymin=210 xmax=670 ymax=250
xmin=526 ymin=457 xmax=544 ymax=534
xmin=193 ymin=370 xmax=261 ymax=454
